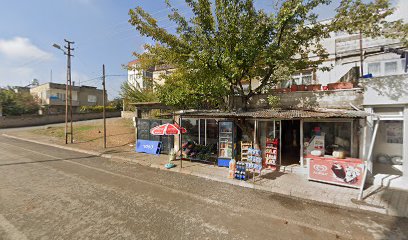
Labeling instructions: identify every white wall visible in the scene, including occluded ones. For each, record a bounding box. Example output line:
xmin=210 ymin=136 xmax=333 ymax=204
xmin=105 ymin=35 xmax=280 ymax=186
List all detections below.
xmin=362 ymin=74 xmax=408 ymax=105
xmin=128 ymin=67 xmax=143 ymax=89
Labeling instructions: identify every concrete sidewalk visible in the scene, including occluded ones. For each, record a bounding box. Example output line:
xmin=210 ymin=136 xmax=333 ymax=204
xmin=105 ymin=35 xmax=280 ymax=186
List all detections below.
xmin=3 ymin=131 xmax=408 ymax=218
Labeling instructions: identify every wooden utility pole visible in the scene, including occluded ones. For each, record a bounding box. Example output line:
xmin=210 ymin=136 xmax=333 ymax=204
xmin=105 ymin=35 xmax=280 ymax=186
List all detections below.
xmin=359 ymin=31 xmax=364 ymax=77
xmin=64 ymin=39 xmax=75 ymax=144
xmin=102 ymin=64 xmax=107 ymax=149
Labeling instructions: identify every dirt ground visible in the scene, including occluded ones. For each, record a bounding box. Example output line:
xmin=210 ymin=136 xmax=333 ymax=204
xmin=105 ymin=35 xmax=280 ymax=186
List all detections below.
xmin=31 ymin=118 xmax=135 ymax=153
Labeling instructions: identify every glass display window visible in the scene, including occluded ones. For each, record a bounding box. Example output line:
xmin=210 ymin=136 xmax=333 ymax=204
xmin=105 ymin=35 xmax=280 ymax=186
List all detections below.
xmin=303 ymin=121 xmax=352 ymax=156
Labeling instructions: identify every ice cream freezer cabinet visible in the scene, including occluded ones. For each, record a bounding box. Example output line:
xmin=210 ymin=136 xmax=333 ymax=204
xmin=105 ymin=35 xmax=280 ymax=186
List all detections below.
xmin=306 ymin=155 xmax=366 ymax=189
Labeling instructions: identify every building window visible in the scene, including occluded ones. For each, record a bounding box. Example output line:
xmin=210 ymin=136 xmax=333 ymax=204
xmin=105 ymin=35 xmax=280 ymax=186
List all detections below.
xmin=57 ymin=93 xmax=66 ymax=100
xmin=367 ymin=59 xmax=406 ymax=77
xmin=384 ymin=61 xmax=398 ymax=75
xmin=88 ymin=95 xmax=97 ymax=103
xmin=292 ymin=71 xmax=313 ymax=85
xmin=368 ymin=62 xmax=381 ymax=76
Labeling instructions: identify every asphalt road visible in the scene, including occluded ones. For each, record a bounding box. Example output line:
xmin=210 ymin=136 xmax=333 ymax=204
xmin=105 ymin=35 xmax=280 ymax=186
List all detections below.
xmin=0 ymin=135 xmax=407 ymax=240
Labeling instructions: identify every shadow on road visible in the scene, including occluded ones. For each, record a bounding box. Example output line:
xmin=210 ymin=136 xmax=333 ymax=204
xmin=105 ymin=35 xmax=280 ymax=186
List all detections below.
xmin=0 ymin=155 xmax=98 ymax=167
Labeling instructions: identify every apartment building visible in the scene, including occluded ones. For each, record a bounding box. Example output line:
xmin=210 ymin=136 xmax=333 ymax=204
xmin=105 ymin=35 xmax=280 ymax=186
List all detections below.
xmin=127 ymin=59 xmax=154 ymax=89
xmin=30 ymin=83 xmax=105 ymax=114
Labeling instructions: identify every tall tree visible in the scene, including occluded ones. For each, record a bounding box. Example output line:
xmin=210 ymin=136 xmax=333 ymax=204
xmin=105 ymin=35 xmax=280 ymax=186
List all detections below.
xmin=129 ymin=0 xmax=407 ymax=110
xmin=0 ymin=88 xmax=39 ymax=116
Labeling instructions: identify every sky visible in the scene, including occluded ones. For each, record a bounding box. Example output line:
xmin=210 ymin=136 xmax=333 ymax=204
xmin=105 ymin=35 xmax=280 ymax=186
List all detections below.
xmin=0 ymin=0 xmax=406 ymax=100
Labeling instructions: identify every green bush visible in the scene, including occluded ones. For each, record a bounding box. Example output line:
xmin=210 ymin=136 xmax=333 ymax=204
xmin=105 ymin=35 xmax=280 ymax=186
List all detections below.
xmin=80 ymin=105 xmax=117 ymax=113
xmin=0 ymin=88 xmax=39 ymax=116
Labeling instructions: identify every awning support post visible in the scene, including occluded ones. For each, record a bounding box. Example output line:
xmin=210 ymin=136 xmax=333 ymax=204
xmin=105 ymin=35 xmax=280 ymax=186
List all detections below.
xmin=358 ymin=118 xmax=379 ymax=201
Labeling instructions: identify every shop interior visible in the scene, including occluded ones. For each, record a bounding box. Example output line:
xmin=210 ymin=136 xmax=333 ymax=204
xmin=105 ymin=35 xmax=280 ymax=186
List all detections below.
xmin=281 ymin=120 xmax=301 ymax=166
xmin=372 ymin=120 xmax=404 ymax=176
xmin=303 ymin=121 xmax=352 ymax=157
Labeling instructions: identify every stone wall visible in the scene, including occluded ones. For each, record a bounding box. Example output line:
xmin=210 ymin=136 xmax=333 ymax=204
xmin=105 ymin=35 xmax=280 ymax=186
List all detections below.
xmin=121 ymin=111 xmax=136 ymax=119
xmin=233 ymin=88 xmax=364 ymax=110
xmin=0 ymin=111 xmax=121 ymax=129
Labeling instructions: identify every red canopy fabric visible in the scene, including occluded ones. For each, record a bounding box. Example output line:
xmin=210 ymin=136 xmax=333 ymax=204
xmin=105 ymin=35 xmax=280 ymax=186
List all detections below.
xmin=150 ymin=123 xmax=187 ymax=135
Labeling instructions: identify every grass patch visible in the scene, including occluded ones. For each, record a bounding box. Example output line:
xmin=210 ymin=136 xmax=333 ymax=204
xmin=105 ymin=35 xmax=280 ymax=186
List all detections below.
xmin=32 ymin=125 xmax=99 ymax=140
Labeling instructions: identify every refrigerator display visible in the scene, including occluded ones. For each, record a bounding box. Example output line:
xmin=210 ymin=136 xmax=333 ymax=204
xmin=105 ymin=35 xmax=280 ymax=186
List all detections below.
xmin=218 ymin=121 xmax=236 ymax=167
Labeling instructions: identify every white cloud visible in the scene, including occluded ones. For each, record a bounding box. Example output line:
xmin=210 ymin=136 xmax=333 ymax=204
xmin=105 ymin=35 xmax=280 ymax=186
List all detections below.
xmin=0 ymin=37 xmax=54 ymax=87
xmin=389 ymin=0 xmax=408 ymax=22
xmin=0 ymin=37 xmax=53 ymax=61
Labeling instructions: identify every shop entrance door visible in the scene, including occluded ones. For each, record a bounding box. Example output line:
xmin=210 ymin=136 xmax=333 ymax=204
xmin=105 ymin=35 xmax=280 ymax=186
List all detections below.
xmin=281 ymin=120 xmax=301 ymax=166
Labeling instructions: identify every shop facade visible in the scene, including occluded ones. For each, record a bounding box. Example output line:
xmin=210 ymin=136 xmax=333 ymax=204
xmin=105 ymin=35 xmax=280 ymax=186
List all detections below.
xmin=361 ymin=74 xmax=408 ymax=189
xmin=175 ymin=109 xmax=367 ymax=181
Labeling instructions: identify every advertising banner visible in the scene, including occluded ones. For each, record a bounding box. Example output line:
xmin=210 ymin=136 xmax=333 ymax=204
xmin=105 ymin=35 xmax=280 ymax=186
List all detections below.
xmin=308 ymin=156 xmax=366 ymax=188
xmin=136 ymin=140 xmax=162 ymax=155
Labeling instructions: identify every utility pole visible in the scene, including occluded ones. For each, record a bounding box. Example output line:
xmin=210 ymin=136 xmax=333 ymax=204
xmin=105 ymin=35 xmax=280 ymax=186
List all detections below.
xmin=359 ymin=31 xmax=364 ymax=77
xmin=65 ymin=39 xmax=75 ymax=144
xmin=52 ymin=40 xmax=74 ymax=144
xmin=102 ymin=64 xmax=107 ymax=149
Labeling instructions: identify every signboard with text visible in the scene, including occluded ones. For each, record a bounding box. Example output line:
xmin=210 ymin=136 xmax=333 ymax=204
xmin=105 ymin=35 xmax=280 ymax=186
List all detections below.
xmin=308 ymin=156 xmax=366 ymax=189
xmin=136 ymin=140 xmax=162 ymax=155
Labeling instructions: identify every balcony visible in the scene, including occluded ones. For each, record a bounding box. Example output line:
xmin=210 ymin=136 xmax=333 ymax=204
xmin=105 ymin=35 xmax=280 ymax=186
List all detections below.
xmin=360 ymin=74 xmax=408 ymax=106
xmin=48 ymin=98 xmax=80 ymax=106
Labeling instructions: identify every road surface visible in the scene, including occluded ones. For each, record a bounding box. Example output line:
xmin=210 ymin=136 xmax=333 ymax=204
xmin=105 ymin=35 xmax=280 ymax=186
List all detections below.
xmin=0 ymin=135 xmax=407 ymax=239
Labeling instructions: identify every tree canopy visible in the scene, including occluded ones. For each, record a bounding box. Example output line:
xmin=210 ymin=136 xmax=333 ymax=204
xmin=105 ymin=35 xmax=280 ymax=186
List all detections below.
xmin=129 ymin=0 xmax=407 ymax=110
xmin=0 ymin=88 xmax=39 ymax=116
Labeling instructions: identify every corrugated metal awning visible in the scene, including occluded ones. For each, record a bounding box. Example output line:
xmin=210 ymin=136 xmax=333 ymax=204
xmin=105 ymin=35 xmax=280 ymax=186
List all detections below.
xmin=177 ymin=108 xmax=372 ymax=119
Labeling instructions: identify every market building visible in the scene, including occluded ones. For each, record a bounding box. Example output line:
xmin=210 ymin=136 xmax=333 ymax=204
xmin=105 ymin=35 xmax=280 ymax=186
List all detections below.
xmin=131 ymin=25 xmax=407 ymax=190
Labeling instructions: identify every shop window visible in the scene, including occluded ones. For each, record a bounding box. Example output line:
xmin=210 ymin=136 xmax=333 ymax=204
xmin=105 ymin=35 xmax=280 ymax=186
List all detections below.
xmin=181 ymin=118 xmax=199 ymax=144
xmin=137 ymin=119 xmax=174 ymax=153
xmin=200 ymin=119 xmax=206 ymax=145
xmin=181 ymin=118 xmax=218 ymax=157
xmin=303 ymin=122 xmax=352 ymax=156
xmin=206 ymin=119 xmax=218 ymax=147
xmin=373 ymin=120 xmax=403 ymax=176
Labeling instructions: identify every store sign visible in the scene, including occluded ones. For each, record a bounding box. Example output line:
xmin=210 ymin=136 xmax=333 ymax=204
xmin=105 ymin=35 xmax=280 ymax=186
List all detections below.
xmin=136 ymin=140 xmax=161 ymax=155
xmin=308 ymin=157 xmax=366 ymax=188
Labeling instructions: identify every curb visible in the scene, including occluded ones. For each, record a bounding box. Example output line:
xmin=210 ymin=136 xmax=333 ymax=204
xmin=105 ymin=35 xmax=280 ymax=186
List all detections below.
xmin=1 ymin=133 xmax=395 ymax=217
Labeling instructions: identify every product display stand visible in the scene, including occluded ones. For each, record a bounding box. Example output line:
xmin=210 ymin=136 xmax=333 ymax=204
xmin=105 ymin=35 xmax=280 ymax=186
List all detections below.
xmin=246 ymin=148 xmax=263 ymax=182
xmin=265 ymin=138 xmax=279 ymax=169
xmin=240 ymin=141 xmax=252 ymax=161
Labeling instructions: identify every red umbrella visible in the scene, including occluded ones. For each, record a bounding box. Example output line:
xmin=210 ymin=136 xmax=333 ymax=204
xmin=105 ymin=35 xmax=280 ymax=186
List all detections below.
xmin=150 ymin=123 xmax=187 ymax=135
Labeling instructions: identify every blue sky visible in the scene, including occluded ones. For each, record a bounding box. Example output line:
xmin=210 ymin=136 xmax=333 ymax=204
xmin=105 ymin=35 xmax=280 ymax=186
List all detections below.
xmin=0 ymin=0 xmax=406 ymax=99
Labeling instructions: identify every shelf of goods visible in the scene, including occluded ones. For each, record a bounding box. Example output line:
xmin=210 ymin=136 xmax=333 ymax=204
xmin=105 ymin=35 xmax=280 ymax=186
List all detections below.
xmin=240 ymin=141 xmax=252 ymax=161
xmin=235 ymin=148 xmax=263 ymax=181
xmin=265 ymin=138 xmax=279 ymax=168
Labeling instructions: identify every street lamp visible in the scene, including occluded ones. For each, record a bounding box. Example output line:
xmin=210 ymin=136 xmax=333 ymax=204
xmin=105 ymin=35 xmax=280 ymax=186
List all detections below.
xmin=52 ymin=43 xmax=62 ymax=51
xmin=52 ymin=40 xmax=75 ymax=144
